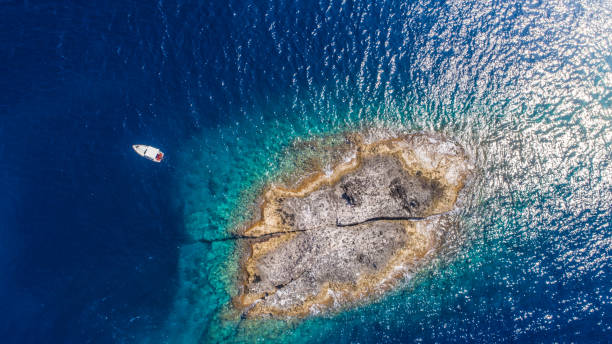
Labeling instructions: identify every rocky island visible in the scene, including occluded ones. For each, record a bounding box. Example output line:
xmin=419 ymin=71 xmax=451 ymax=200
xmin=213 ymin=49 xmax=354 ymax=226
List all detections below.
xmin=233 ymin=132 xmax=472 ymax=318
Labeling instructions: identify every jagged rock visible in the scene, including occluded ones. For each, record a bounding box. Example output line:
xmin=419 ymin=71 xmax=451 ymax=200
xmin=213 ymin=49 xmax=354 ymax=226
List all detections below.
xmin=234 ymin=133 xmax=472 ymax=317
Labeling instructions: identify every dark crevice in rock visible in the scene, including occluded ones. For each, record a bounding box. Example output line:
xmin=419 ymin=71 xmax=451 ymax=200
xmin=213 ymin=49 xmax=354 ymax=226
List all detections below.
xmin=241 ymin=270 xmax=308 ymax=320
xmin=198 ymin=210 xmax=449 ymax=243
xmin=340 ymin=181 xmax=361 ymax=206
xmin=272 ymin=270 xmax=306 ymax=293
xmin=196 ymin=228 xmax=309 ymax=243
xmin=336 ymin=216 xmax=425 ymax=227
xmin=336 ymin=213 xmax=448 ymax=227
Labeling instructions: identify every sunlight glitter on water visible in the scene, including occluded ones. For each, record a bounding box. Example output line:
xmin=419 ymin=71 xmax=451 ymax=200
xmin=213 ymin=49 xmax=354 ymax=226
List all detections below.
xmin=162 ymin=0 xmax=611 ymax=342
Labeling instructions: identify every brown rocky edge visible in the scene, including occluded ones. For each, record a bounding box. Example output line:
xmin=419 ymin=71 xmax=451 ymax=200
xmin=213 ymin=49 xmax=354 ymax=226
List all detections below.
xmin=233 ymin=132 xmax=472 ymax=318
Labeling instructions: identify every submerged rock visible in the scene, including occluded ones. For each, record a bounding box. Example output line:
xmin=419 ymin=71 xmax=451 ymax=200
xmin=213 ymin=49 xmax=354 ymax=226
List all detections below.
xmin=234 ymin=132 xmax=472 ymax=317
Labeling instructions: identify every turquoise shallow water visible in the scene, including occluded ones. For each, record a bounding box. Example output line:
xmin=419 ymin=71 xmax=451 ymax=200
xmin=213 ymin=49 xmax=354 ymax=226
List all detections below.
xmin=166 ymin=0 xmax=611 ymax=342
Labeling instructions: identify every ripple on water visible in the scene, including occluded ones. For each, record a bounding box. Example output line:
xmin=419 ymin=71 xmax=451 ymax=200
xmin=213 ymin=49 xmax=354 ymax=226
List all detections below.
xmin=165 ymin=0 xmax=611 ymax=342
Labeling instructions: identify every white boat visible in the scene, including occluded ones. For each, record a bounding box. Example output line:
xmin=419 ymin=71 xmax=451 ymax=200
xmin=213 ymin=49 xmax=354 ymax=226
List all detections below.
xmin=132 ymin=145 xmax=164 ymax=163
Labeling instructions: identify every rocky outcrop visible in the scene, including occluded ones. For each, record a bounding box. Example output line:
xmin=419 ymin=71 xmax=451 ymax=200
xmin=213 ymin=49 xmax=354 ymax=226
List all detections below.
xmin=233 ymin=133 xmax=472 ymax=317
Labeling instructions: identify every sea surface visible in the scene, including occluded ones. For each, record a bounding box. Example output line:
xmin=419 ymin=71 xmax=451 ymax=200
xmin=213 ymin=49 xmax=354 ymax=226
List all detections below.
xmin=2 ymin=0 xmax=611 ymax=343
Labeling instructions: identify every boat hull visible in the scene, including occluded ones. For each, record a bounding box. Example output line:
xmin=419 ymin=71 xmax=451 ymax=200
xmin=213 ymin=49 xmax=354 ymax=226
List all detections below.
xmin=132 ymin=145 xmax=164 ymax=163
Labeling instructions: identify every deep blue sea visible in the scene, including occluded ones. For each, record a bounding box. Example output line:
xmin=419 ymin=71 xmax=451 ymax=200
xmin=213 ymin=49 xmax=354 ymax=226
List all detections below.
xmin=2 ymin=0 xmax=611 ymax=343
